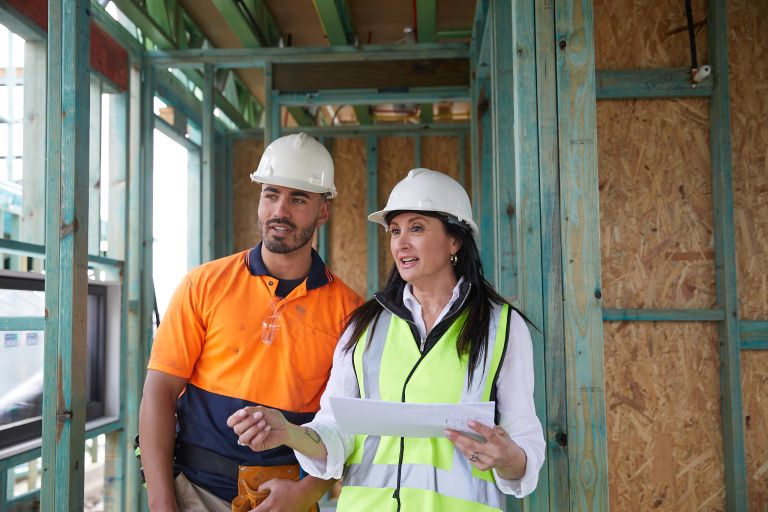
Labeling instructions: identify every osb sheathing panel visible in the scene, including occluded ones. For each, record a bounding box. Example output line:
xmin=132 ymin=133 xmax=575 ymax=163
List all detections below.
xmin=730 ymin=1 xmax=768 ymax=507
xmin=421 ymin=136 xmax=461 ymax=181
xmin=604 ymin=322 xmax=725 ymax=511
xmin=594 ymin=0 xmax=708 ymax=69
xmin=741 ymin=350 xmax=768 ymax=510
xmin=328 ymin=138 xmax=367 ymax=297
xmin=730 ymin=0 xmax=768 ymax=320
xmin=377 ymin=137 xmax=415 ymax=289
xmin=232 ymin=138 xmax=264 ymax=252
xmin=597 ymin=99 xmax=716 ymax=309
xmin=374 ymin=136 xmax=464 ymax=289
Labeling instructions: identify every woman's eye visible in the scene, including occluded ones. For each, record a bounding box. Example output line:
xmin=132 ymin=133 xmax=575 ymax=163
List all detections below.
xmin=390 ymin=228 xmax=401 ymax=236
xmin=410 ymin=225 xmax=424 ymax=232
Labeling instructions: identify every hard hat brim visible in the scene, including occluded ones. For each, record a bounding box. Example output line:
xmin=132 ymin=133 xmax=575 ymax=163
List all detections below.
xmin=367 ymin=208 xmax=478 ymax=236
xmin=251 ymin=175 xmax=338 ymax=198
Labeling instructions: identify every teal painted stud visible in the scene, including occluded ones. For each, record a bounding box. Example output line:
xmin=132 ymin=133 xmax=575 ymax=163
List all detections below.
xmin=41 ymin=1 xmax=91 ymax=510
xmin=366 ymin=136 xmax=379 ymax=297
xmin=707 ymin=1 xmax=749 ymax=509
xmin=554 ymin=0 xmax=609 ymax=510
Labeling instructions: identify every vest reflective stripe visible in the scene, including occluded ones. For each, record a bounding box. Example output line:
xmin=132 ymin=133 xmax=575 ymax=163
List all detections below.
xmin=344 ymin=462 xmax=505 ymax=510
xmin=343 ymin=303 xmax=511 ymax=511
xmin=356 ymin=310 xmax=393 ymax=401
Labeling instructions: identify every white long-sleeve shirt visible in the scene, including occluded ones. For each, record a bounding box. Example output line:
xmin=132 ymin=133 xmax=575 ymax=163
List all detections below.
xmin=295 ymin=280 xmax=546 ymax=498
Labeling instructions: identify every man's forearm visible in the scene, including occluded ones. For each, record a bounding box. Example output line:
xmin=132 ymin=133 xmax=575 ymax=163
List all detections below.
xmin=139 ymin=393 xmax=180 ymax=510
xmin=296 ymin=475 xmax=337 ymax=506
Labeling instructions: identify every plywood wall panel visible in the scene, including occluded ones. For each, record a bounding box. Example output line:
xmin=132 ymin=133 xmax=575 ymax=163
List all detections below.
xmin=728 ymin=2 xmax=768 ymax=506
xmin=232 ymin=138 xmax=264 ymax=252
xmin=594 ymin=0 xmax=708 ymax=70
xmin=730 ymin=0 xmax=768 ymax=320
xmin=604 ymin=322 xmax=725 ymax=511
xmin=328 ymin=138 xmax=367 ymax=297
xmin=421 ymin=135 xmax=461 ymax=180
xmin=376 ymin=137 xmax=415 ymax=288
xmin=597 ymin=99 xmax=716 ymax=309
xmin=741 ymin=350 xmax=768 ymax=511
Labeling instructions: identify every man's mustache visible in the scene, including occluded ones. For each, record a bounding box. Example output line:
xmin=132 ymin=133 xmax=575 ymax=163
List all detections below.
xmin=266 ymin=218 xmax=296 ymax=230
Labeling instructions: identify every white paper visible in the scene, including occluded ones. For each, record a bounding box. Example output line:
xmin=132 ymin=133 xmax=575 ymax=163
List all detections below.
xmin=329 ymin=396 xmax=495 ymax=441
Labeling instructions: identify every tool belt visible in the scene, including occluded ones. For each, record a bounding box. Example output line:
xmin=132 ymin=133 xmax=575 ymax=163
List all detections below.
xmin=173 ymin=442 xmax=318 ymax=512
xmin=231 ymin=464 xmax=318 ymax=512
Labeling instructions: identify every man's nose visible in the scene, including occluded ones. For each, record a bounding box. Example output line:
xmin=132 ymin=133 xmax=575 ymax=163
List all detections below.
xmin=272 ymin=197 xmax=291 ymax=218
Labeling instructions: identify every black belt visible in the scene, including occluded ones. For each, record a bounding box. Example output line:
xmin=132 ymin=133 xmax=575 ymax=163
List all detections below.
xmin=174 ymin=442 xmax=240 ymax=481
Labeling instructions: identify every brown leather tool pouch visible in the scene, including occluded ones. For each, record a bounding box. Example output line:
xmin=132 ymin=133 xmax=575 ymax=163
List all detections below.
xmin=230 ymin=464 xmax=318 ymax=512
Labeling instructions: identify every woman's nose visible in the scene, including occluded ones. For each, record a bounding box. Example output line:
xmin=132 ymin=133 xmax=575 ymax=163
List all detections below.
xmin=394 ymin=232 xmax=410 ymax=248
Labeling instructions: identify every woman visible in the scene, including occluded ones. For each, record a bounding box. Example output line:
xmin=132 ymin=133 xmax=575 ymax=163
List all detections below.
xmin=228 ymin=168 xmax=545 ymax=511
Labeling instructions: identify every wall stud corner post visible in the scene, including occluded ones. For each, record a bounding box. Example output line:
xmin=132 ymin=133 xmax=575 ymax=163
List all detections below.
xmin=41 ymin=1 xmax=91 ymax=509
xmin=554 ymin=0 xmax=609 ymax=509
xmin=707 ymin=0 xmax=748 ymax=509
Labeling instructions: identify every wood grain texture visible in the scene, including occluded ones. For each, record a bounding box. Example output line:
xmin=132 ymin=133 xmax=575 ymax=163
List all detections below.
xmin=232 ymin=138 xmax=264 ymax=252
xmin=741 ymin=350 xmax=768 ymax=511
xmin=329 ymin=137 xmax=367 ymax=297
xmin=597 ymin=99 xmax=716 ymax=310
xmin=556 ymin=0 xmax=609 ymax=509
xmin=729 ymin=0 xmax=768 ymax=321
xmin=604 ymin=322 xmax=726 ymax=511
xmin=594 ymin=0 xmax=709 ymax=70
xmin=376 ymin=137 xmax=414 ymax=289
xmin=535 ymin=0 xmax=569 ymax=507
xmin=273 ymin=59 xmax=469 ymax=92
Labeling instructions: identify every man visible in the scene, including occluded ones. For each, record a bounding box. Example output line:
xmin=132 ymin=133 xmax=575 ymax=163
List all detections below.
xmin=139 ymin=132 xmax=361 ymax=511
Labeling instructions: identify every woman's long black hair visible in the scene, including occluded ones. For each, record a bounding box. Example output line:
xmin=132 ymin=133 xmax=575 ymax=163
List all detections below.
xmin=343 ymin=211 xmax=511 ymax=385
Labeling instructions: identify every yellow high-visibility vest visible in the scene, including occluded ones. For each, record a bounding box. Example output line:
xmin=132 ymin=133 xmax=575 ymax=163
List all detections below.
xmin=337 ymin=303 xmax=511 ymax=512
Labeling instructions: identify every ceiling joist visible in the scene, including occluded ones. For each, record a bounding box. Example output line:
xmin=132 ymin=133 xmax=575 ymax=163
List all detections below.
xmin=311 ymin=0 xmax=371 ymax=124
xmin=415 ymin=0 xmax=437 ymax=122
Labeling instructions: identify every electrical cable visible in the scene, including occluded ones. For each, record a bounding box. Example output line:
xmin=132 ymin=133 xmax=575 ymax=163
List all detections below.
xmin=684 ymin=0 xmax=698 ymax=70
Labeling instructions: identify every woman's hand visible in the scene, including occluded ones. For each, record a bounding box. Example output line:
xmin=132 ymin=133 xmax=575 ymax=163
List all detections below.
xmin=227 ymin=406 xmax=291 ymax=452
xmin=444 ymin=420 xmax=527 ymax=480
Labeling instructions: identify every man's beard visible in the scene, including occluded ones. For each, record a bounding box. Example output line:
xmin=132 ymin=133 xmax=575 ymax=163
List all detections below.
xmin=259 ymin=217 xmax=317 ymax=254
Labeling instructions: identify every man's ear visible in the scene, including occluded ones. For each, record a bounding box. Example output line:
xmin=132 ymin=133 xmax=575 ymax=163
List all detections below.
xmin=317 ymin=198 xmax=331 ymax=226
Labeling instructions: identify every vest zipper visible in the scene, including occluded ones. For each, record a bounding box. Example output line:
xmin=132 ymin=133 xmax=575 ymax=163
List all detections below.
xmin=374 ymin=285 xmax=473 ymax=510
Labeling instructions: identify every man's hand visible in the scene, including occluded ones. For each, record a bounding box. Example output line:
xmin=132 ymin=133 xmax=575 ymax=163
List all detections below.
xmin=252 ymin=477 xmax=323 ymax=512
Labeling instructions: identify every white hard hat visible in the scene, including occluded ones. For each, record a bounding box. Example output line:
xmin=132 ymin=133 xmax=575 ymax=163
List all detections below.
xmin=250 ymin=133 xmax=337 ymax=198
xmin=368 ymin=168 xmax=478 ymax=236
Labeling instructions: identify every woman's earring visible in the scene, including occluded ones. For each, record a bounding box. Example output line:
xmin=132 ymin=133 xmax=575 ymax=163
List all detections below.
xmin=450 ymin=253 xmax=458 ymax=266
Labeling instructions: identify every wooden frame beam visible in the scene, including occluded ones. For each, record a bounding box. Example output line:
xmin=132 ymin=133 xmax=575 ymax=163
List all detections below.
xmin=311 ymin=0 xmax=371 ymax=124
xmin=554 ymin=0 xmax=609 ymax=509
xmin=366 ymin=135 xmax=379 ymax=297
xmin=41 ymin=1 xmax=90 ymax=508
xmin=707 ymin=0 xmax=748 ymax=509
xmin=596 ymin=68 xmax=712 ymax=99
xmin=144 ymin=43 xmax=469 ymax=67
xmin=415 ymin=0 xmax=436 ymax=122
